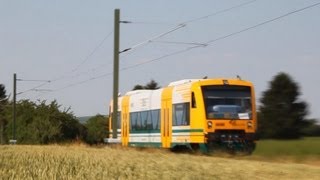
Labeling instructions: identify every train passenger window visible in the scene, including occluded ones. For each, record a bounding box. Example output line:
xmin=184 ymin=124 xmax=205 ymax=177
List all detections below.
xmin=151 ymin=110 xmax=160 ymax=130
xmin=141 ymin=111 xmax=149 ymax=129
xmin=192 ymin=92 xmax=197 ymax=108
xmin=173 ymin=103 xmax=190 ymax=126
xmin=130 ymin=112 xmax=137 ymax=130
xmin=146 ymin=111 xmax=153 ymax=129
xmin=136 ymin=112 xmax=142 ymax=130
xmin=130 ymin=110 xmax=161 ymax=130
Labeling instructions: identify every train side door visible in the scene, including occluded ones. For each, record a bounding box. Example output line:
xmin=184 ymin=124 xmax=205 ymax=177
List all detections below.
xmin=122 ymin=96 xmax=130 ymax=146
xmin=161 ymin=101 xmax=168 ymax=148
xmin=161 ymin=87 xmax=173 ymax=148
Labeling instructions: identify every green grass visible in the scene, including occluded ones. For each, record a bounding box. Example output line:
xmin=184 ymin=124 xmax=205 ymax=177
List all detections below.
xmin=253 ymin=137 xmax=320 ymax=156
xmin=239 ymin=137 xmax=320 ymax=165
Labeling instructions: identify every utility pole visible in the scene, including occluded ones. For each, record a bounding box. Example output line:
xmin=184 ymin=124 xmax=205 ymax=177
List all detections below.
xmin=10 ymin=73 xmax=17 ymax=144
xmin=112 ymin=9 xmax=120 ymax=139
xmin=8 ymin=75 xmax=49 ymax=144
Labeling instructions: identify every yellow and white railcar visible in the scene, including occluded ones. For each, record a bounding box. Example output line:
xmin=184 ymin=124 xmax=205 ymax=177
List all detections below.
xmin=107 ymin=78 xmax=257 ymax=152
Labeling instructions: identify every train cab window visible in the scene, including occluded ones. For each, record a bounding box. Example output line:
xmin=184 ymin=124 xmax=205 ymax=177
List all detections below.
xmin=191 ymin=92 xmax=197 ymax=108
xmin=173 ymin=103 xmax=190 ymax=126
xmin=202 ymin=85 xmax=252 ymax=120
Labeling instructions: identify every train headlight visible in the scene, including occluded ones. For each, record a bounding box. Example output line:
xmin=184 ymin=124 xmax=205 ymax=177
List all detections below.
xmin=207 ymin=121 xmax=213 ymax=129
xmin=247 ymin=121 xmax=253 ymax=128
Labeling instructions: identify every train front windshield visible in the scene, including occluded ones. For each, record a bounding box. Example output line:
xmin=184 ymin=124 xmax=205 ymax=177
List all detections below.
xmin=202 ymin=85 xmax=252 ymax=120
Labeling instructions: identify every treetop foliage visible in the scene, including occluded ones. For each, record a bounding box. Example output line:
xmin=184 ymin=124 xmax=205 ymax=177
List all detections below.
xmin=132 ymin=79 xmax=161 ymax=90
xmin=0 ymin=84 xmax=8 ymax=144
xmin=1 ymin=98 xmax=85 ymax=144
xmin=0 ymin=84 xmax=6 ymax=100
xmin=258 ymin=72 xmax=311 ymax=139
xmin=84 ymin=114 xmax=108 ymax=144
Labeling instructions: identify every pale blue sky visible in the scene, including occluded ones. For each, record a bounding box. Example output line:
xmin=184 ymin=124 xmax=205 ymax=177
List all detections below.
xmin=1 ymin=0 xmax=319 ymax=121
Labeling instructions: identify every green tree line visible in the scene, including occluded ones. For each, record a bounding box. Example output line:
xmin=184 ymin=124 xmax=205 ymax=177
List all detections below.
xmin=1 ymin=74 xmax=319 ymax=145
xmin=0 ymin=84 xmax=108 ymax=145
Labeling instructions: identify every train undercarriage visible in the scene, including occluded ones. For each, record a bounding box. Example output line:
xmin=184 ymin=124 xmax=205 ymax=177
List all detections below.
xmin=205 ymin=130 xmax=256 ymax=154
xmin=181 ymin=130 xmax=256 ymax=154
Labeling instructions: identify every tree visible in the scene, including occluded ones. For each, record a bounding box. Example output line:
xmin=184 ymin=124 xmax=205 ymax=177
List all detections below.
xmin=144 ymin=79 xmax=160 ymax=90
xmin=301 ymin=119 xmax=320 ymax=137
xmin=0 ymin=84 xmax=8 ymax=144
xmin=84 ymin=114 xmax=108 ymax=144
xmin=132 ymin=84 xmax=144 ymax=90
xmin=132 ymin=79 xmax=161 ymax=90
xmin=258 ymin=72 xmax=309 ymax=139
xmin=4 ymin=99 xmax=85 ymax=144
xmin=0 ymin=84 xmax=6 ymax=100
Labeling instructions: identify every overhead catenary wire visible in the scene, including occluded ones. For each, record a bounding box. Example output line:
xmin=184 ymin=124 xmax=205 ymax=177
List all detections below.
xmin=16 ymin=79 xmax=51 ymax=95
xmin=122 ymin=1 xmax=320 ymax=71
xmin=120 ymin=0 xmax=259 ymax=54
xmin=206 ymin=1 xmax=320 ymax=44
xmin=24 ymin=0 xmax=259 ymax=97
xmin=16 ymin=79 xmax=51 ymax=82
xmin=33 ymin=89 xmax=53 ymax=92
xmin=18 ymin=30 xmax=113 ymax=96
xmin=46 ymin=45 xmax=205 ymax=92
xmin=152 ymin=40 xmax=208 ymax=47
xmin=121 ymin=21 xmax=177 ymax=25
xmin=119 ymin=23 xmax=186 ymax=54
xmin=44 ymin=0 xmax=320 ymax=93
xmin=71 ymin=31 xmax=113 ymax=72
xmin=181 ymin=0 xmax=258 ymax=24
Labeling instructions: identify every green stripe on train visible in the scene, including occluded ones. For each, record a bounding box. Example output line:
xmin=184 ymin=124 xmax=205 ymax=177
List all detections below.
xmin=128 ymin=142 xmax=162 ymax=148
xmin=129 ymin=129 xmax=203 ymax=134
xmin=108 ymin=129 xmax=203 ymax=135
xmin=130 ymin=130 xmax=161 ymax=134
xmin=172 ymin=129 xmax=203 ymax=133
xmin=129 ymin=142 xmax=205 ymax=150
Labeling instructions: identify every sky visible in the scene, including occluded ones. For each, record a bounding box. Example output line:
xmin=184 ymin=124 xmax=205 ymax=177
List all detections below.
xmin=1 ymin=0 xmax=319 ymax=121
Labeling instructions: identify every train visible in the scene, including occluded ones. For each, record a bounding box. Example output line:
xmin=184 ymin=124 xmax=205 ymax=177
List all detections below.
xmin=106 ymin=78 xmax=257 ymax=153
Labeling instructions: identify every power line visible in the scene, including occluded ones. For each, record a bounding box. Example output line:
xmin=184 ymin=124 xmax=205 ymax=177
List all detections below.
xmin=152 ymin=40 xmax=207 ymax=47
xmin=120 ymin=20 xmax=178 ymax=25
xmin=54 ymin=73 xmax=110 ymax=92
xmin=182 ymin=0 xmax=258 ymax=24
xmin=16 ymin=79 xmax=51 ymax=95
xmin=71 ymin=31 xmax=113 ymax=72
xmin=18 ymin=31 xmax=113 ymax=96
xmin=120 ymin=23 xmax=186 ymax=53
xmin=17 ymin=82 xmax=49 ymax=95
xmin=119 ymin=1 xmax=320 ymax=73
xmin=120 ymin=0 xmax=259 ymax=54
xmin=33 ymin=89 xmax=53 ymax=92
xmin=206 ymin=1 xmax=320 ymax=45
xmin=28 ymin=0 xmax=259 ymax=96
xmin=16 ymin=79 xmax=51 ymax=82
xmin=35 ymin=1 xmax=320 ymax=93
xmin=43 ymin=46 xmax=200 ymax=93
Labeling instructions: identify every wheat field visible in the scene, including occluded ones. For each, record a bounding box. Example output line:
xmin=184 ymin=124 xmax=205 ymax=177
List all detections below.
xmin=0 ymin=145 xmax=319 ymax=180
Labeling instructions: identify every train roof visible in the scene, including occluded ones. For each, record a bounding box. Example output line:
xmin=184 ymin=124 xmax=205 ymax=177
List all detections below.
xmin=167 ymin=78 xmax=251 ymax=87
xmin=125 ymin=89 xmax=153 ymax=96
xmin=123 ymin=78 xmax=252 ymax=97
xmin=168 ymin=79 xmax=201 ymax=86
